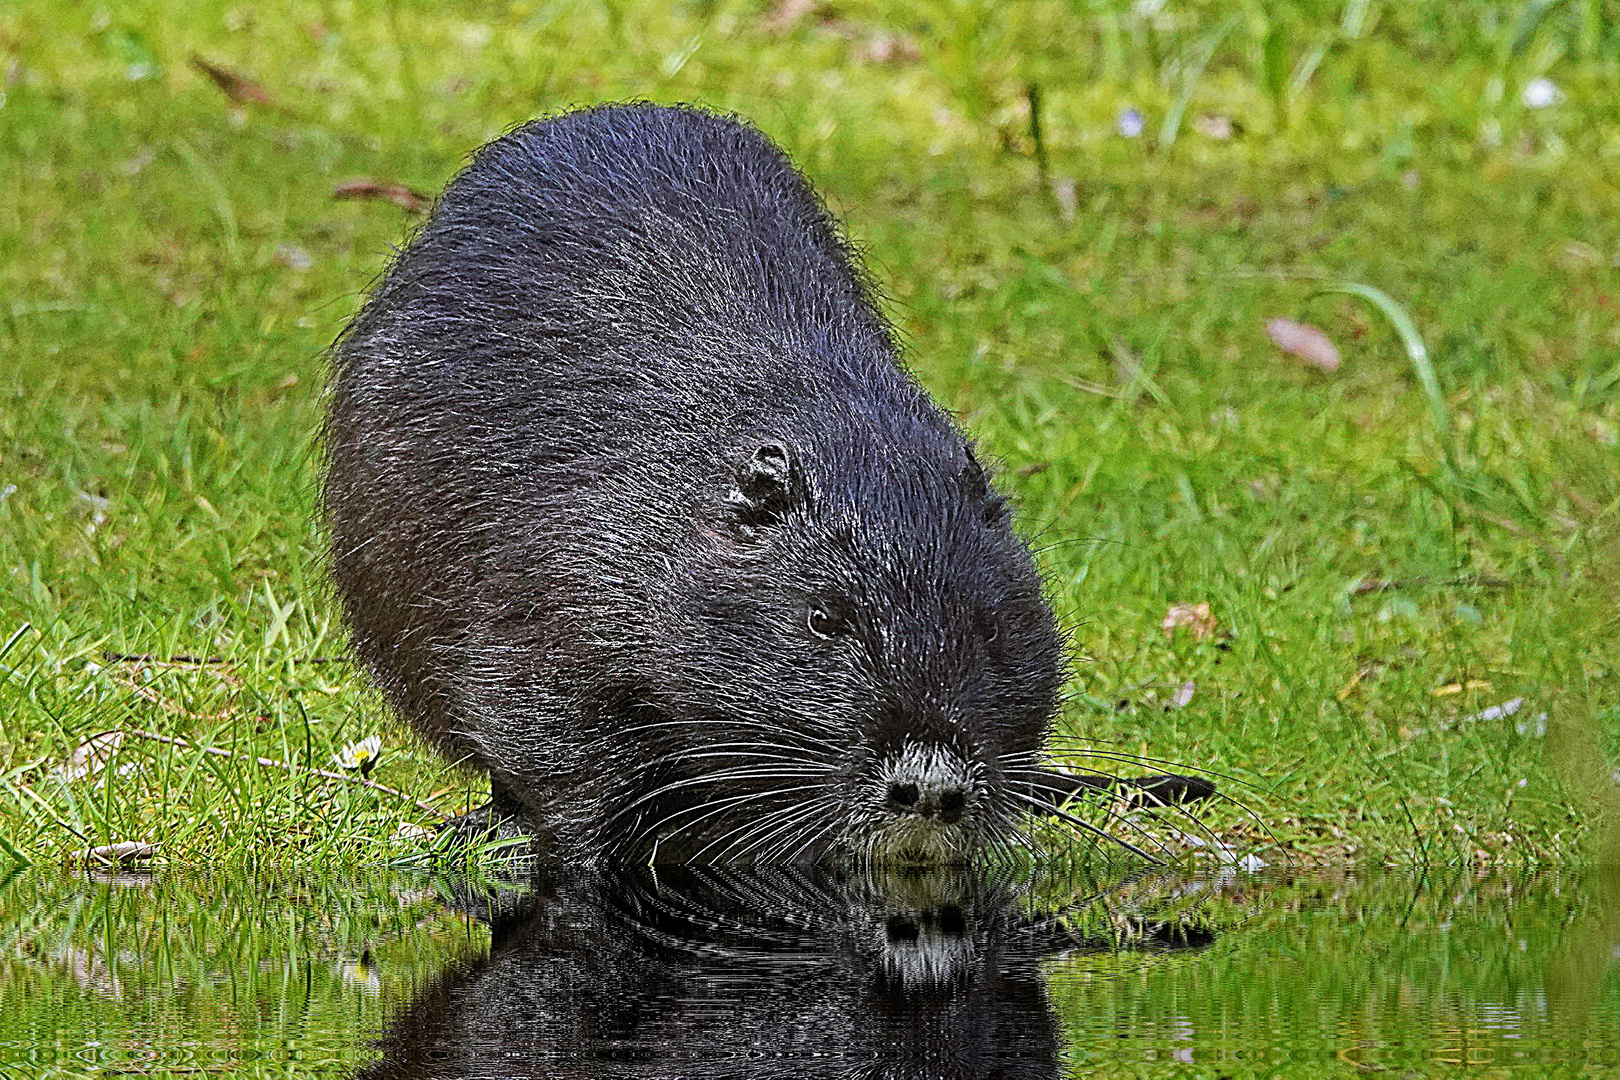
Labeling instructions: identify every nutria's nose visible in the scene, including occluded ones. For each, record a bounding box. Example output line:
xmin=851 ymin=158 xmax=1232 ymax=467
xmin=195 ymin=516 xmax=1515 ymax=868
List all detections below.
xmin=886 ymin=779 xmax=969 ymax=824
xmin=884 ymin=743 xmax=974 ymax=825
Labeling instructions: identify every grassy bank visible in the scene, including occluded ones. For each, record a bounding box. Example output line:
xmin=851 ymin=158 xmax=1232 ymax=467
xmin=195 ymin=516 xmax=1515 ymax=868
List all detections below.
xmin=1 ymin=0 xmax=1617 ymax=867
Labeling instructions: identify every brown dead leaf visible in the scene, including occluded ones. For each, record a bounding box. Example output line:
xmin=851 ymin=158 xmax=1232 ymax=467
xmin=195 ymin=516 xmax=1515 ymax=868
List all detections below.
xmin=332 ymin=179 xmax=431 ymax=214
xmin=1162 ymin=602 xmax=1216 ymax=640
xmin=57 ymin=730 xmax=126 ymax=783
xmin=1266 ymin=318 xmax=1340 ymax=372
xmin=190 ymin=55 xmax=274 ymax=108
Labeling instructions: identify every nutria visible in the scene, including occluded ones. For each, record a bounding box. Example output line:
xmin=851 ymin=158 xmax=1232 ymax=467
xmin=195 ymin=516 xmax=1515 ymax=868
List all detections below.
xmin=324 ymin=102 xmax=1208 ymax=864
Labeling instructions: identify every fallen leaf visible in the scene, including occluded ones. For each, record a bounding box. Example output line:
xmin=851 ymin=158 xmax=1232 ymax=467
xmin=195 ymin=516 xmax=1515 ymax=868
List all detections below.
xmin=190 ymin=55 xmax=273 ymax=107
xmin=57 ymin=731 xmax=126 ymax=783
xmin=332 ymin=179 xmax=431 ymax=214
xmin=1266 ymin=318 xmax=1341 ymax=372
xmin=1169 ymin=680 xmax=1196 ymax=708
xmin=1192 ymin=114 xmax=1233 ymax=140
xmin=1162 ymin=602 xmax=1216 ymax=640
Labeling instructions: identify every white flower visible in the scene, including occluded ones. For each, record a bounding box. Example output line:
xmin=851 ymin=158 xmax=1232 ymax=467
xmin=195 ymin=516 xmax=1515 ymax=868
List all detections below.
xmin=1522 ymin=77 xmax=1561 ymax=109
xmin=333 ymin=735 xmax=383 ymax=776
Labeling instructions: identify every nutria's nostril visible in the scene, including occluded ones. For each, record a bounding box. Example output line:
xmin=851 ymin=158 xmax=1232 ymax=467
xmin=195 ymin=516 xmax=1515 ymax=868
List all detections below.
xmin=886 ymin=914 xmax=920 ymax=941
xmin=936 ymin=787 xmax=967 ymax=824
xmin=888 ymin=782 xmax=920 ymax=809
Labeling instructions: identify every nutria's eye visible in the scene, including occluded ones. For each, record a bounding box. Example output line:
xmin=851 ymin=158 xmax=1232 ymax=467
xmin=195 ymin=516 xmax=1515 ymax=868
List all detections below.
xmin=973 ymin=609 xmax=1000 ymax=644
xmin=806 ymin=602 xmax=847 ymax=639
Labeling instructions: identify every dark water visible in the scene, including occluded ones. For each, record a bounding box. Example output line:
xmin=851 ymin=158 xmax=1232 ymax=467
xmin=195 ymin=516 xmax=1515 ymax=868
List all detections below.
xmin=3 ymin=864 xmax=1620 ymax=1078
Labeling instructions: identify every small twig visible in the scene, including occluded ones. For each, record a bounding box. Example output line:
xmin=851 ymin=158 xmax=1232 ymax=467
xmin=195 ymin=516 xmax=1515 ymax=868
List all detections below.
xmin=115 ymin=728 xmax=446 ymax=821
xmin=103 ymin=651 xmax=347 ymax=666
xmin=333 ymin=179 xmax=430 ymax=214
xmin=107 ymin=672 xmax=440 ymax=820
xmin=104 ymin=652 xmax=226 ymax=666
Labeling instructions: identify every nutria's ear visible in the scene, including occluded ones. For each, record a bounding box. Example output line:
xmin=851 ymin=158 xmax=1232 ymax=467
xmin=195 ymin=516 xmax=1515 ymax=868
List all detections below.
xmin=725 ymin=440 xmax=803 ymax=537
xmin=961 ymin=447 xmax=1009 ymax=523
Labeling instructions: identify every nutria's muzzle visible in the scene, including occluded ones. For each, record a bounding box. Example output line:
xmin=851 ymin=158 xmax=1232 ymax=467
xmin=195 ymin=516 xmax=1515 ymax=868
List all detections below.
xmin=868 ymin=743 xmax=981 ymax=864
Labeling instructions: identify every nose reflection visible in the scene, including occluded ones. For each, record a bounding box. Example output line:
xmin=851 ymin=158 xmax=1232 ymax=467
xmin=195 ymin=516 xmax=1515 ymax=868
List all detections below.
xmin=358 ymin=865 xmax=1214 ymax=1079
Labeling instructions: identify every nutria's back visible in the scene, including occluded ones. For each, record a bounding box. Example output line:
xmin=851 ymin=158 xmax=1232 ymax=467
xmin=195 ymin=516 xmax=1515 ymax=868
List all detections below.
xmin=324 ymin=104 xmax=1067 ymax=864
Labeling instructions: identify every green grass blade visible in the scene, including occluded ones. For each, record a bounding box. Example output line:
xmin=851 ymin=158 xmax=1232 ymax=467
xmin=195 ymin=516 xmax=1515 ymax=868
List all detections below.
xmin=1159 ymin=16 xmax=1239 ymax=147
xmin=0 ymin=808 xmax=32 ymax=867
xmin=174 ymin=139 xmax=242 ymax=266
xmin=1311 ymin=281 xmax=1454 ymax=471
xmin=1511 ymin=0 xmax=1570 ymax=56
xmin=0 ymin=622 xmax=32 ymax=667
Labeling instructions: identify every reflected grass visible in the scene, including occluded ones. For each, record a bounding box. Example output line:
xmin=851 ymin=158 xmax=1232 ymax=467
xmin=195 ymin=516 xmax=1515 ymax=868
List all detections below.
xmin=0 ymin=867 xmax=487 ymax=1077
xmin=4 ymin=866 xmax=1620 ymax=1075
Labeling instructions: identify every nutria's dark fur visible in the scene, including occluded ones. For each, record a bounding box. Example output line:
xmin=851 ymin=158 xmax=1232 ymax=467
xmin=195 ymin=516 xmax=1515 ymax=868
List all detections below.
xmin=324 ymin=103 xmax=1204 ymax=865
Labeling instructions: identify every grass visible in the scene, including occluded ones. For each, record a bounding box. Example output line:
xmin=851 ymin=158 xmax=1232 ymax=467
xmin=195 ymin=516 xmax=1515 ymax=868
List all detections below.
xmin=0 ymin=0 xmax=1617 ymax=868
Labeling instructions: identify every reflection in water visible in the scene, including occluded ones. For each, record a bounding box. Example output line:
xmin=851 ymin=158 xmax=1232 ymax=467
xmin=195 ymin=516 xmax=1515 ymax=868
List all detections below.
xmin=7 ymin=867 xmax=1620 ymax=1075
xmin=359 ymin=865 xmax=1209 ymax=1079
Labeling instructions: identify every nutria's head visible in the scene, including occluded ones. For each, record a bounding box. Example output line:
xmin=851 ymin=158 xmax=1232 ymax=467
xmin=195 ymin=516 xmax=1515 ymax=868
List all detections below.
xmin=624 ymin=411 xmax=1066 ymax=865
